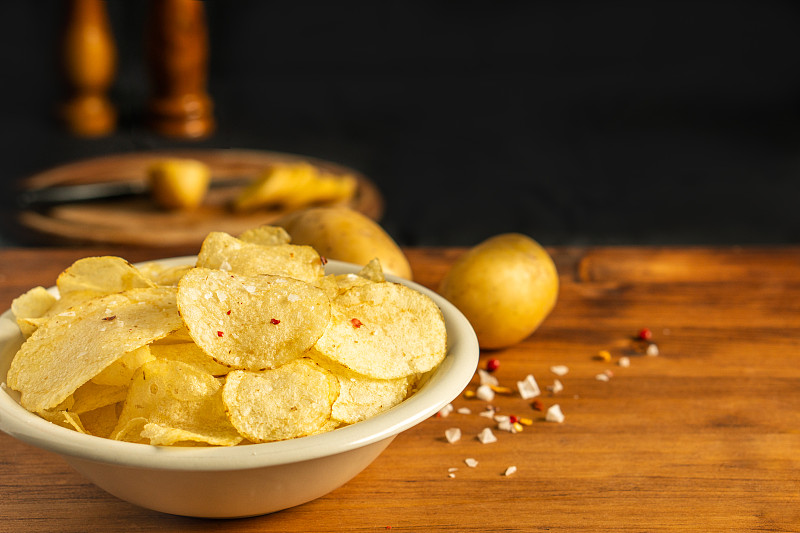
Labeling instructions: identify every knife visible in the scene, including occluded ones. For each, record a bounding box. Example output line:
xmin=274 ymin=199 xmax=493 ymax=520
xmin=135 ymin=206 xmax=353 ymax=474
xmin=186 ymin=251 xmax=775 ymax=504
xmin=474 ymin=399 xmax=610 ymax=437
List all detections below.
xmin=16 ymin=177 xmax=252 ymax=208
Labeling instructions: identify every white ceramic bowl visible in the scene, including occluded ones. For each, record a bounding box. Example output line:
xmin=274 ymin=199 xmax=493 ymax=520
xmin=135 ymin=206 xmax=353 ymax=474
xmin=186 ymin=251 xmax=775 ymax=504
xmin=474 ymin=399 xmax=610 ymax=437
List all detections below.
xmin=0 ymin=257 xmax=478 ymax=518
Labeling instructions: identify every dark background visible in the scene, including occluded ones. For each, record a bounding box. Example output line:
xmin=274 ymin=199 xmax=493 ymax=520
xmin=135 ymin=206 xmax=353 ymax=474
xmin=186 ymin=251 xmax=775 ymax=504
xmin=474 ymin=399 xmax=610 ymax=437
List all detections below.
xmin=2 ymin=0 xmax=800 ymax=247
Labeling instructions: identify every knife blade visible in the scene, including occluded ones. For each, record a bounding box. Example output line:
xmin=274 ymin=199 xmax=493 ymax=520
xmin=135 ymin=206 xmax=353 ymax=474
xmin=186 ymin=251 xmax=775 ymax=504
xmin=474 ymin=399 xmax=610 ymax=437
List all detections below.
xmin=17 ymin=177 xmax=252 ymax=208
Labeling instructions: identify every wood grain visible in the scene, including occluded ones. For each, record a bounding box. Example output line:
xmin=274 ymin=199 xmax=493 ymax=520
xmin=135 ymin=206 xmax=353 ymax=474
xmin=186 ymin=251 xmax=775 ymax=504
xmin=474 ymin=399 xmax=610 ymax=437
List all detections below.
xmin=1 ymin=246 xmax=799 ymax=532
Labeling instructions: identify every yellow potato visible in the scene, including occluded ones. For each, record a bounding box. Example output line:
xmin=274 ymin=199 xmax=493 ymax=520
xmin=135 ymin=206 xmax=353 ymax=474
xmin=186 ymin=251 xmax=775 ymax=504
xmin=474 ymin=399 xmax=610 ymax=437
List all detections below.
xmin=147 ymin=158 xmax=211 ymax=210
xmin=438 ymin=233 xmax=558 ymax=349
xmin=276 ymin=207 xmax=413 ymax=280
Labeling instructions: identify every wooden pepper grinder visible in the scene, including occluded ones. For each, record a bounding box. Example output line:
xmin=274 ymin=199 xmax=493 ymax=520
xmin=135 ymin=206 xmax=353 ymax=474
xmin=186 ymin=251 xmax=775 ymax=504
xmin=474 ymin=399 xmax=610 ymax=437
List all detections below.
xmin=60 ymin=0 xmax=117 ymax=137
xmin=145 ymin=0 xmax=215 ymax=139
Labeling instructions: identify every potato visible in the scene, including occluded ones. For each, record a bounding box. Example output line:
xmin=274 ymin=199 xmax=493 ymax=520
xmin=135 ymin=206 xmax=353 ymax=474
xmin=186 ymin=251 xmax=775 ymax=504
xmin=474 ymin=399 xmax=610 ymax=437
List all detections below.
xmin=276 ymin=207 xmax=413 ymax=280
xmin=438 ymin=233 xmax=558 ymax=349
xmin=147 ymin=158 xmax=211 ymax=210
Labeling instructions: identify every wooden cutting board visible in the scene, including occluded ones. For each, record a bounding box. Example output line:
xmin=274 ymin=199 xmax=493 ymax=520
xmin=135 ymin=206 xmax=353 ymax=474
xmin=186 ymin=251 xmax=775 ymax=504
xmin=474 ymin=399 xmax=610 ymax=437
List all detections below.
xmin=17 ymin=149 xmax=384 ymax=247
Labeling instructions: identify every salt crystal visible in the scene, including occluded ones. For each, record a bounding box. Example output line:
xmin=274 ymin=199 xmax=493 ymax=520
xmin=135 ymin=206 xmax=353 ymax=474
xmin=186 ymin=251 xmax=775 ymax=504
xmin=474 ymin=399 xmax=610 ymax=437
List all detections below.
xmin=456 ymin=407 xmax=472 ymax=415
xmin=548 ymin=379 xmax=563 ymax=394
xmin=497 ymin=419 xmax=514 ymax=433
xmin=287 ymin=294 xmax=301 ymax=302
xmin=504 ymin=466 xmax=517 ymax=476
xmin=646 ymin=343 xmax=660 ymax=356
xmin=494 ymin=414 xmax=510 ymax=423
xmin=517 ymin=374 xmax=540 ymax=400
xmin=545 ymin=404 xmax=565 ymax=423
xmin=477 ymin=369 xmax=499 ymax=386
xmin=438 ymin=404 xmax=454 ymax=417
xmin=479 ymin=409 xmax=496 ymax=419
xmin=476 ymin=384 xmax=495 ymax=402
xmin=448 ymin=473 xmax=456 ymax=478
xmin=465 ymin=458 xmax=479 ymax=468
xmin=550 ymin=365 xmax=569 ymax=376
xmin=618 ymin=356 xmax=631 ymax=368
xmin=243 ymin=285 xmax=256 ymax=294
xmin=445 ymin=428 xmax=461 ymax=444
xmin=477 ymin=427 xmax=498 ymax=444
xmin=595 ymin=373 xmax=610 ymax=382
xmin=448 ymin=467 xmax=459 ymax=473
xmin=219 ymin=260 xmax=232 ymax=272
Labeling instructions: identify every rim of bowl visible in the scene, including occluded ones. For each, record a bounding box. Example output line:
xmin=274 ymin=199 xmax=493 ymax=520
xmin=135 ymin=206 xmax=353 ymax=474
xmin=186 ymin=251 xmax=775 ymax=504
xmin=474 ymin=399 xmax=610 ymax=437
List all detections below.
xmin=0 ymin=257 xmax=478 ymax=472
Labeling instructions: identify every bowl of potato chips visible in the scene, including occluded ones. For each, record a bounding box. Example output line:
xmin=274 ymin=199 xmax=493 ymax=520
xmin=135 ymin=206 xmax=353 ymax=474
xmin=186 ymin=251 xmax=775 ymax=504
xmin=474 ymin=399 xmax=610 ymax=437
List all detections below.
xmin=0 ymin=226 xmax=478 ymax=518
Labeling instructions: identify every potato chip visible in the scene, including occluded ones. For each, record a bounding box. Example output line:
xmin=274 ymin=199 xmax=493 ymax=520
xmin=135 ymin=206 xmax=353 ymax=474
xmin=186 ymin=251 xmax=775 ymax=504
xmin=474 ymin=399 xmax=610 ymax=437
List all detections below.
xmin=222 ymin=358 xmax=339 ymax=443
xmin=314 ymin=281 xmax=447 ymax=379
xmin=232 ymin=162 xmax=356 ymax=212
xmin=80 ymin=402 xmax=121 ymax=438
xmin=310 ymin=350 xmax=413 ymax=424
xmin=112 ymin=359 xmax=242 ymax=446
xmin=69 ymin=381 xmax=128 ymax=413
xmin=56 ymin=256 xmax=155 ymax=296
xmin=11 ymin=286 xmax=56 ymax=337
xmin=357 ymin=258 xmax=386 ymax=283
xmin=7 ymin=287 xmax=183 ymax=412
xmin=238 ymin=225 xmax=292 ymax=246
xmin=112 ymin=417 xmax=149 ymax=444
xmin=139 ymin=423 xmax=233 ymax=447
xmin=138 ymin=262 xmax=195 ymax=286
xmin=150 ymin=342 xmax=231 ymax=376
xmin=91 ymin=345 xmax=155 ymax=386
xmin=151 ymin=326 xmax=194 ymax=344
xmin=38 ymin=408 xmax=86 ymax=433
xmin=197 ymin=231 xmax=324 ymax=284
xmin=178 ymin=268 xmax=330 ymax=371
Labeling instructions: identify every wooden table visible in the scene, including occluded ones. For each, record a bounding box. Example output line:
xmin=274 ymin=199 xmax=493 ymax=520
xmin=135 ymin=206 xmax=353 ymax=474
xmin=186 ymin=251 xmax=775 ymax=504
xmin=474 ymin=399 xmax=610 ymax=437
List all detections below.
xmin=1 ymin=246 xmax=799 ymax=532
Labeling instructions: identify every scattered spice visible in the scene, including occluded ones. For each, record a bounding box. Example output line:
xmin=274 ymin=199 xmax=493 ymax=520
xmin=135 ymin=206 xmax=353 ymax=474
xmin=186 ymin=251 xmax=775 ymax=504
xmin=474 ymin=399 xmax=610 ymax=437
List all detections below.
xmin=226 ymin=310 xmax=232 ymax=315
xmin=486 ymin=358 xmax=500 ymax=372
xmin=320 ymin=256 xmax=328 ymax=265
xmin=531 ymin=399 xmax=544 ymax=411
xmin=637 ymin=328 xmax=652 ymax=341
xmin=101 ymin=315 xmax=116 ymax=321
xmin=350 ymin=318 xmax=363 ymax=328
xmin=595 ymin=349 xmax=611 ymax=362
xmin=489 ymin=385 xmax=513 ymax=394
xmin=216 ymin=331 xmax=224 ymax=337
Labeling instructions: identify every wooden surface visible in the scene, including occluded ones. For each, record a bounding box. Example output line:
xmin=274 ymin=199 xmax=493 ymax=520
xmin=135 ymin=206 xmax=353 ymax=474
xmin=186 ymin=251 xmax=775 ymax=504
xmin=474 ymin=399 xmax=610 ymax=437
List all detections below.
xmin=17 ymin=149 xmax=383 ymax=247
xmin=1 ymin=245 xmax=799 ymax=532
